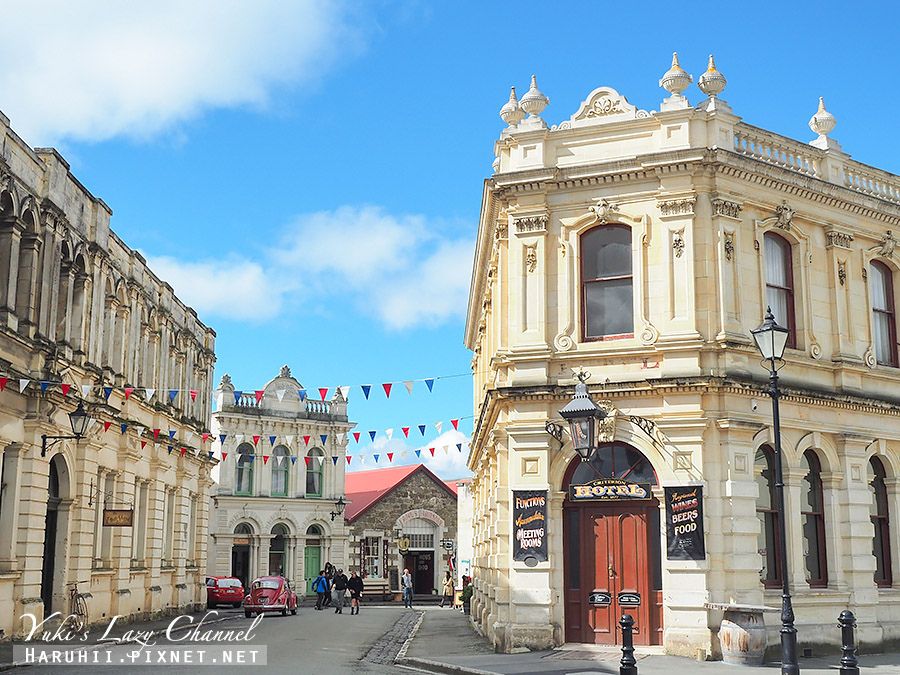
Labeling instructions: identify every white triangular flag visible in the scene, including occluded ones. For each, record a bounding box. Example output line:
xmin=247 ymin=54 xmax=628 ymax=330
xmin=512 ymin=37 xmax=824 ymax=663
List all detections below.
xmin=276 ymin=389 xmax=286 ymax=402
xmin=402 ymin=451 xmax=407 ymax=459
xmin=360 ymin=454 xmax=366 ymax=464
xmin=435 ymin=421 xmax=443 ymax=434
xmin=136 ymin=426 xmax=145 ymax=437
xmin=19 ymin=379 xmax=29 ymax=393
xmin=386 ymin=429 xmax=393 ymax=440
xmin=339 ymin=385 xmax=350 ymax=400
xmin=404 ymin=381 xmax=414 ymax=395
xmin=443 ymin=446 xmax=449 ymax=454
xmin=81 ymin=385 xmax=92 ymax=398
xmin=87 ymin=418 xmax=97 ymax=432
xmin=235 ymin=434 xmax=244 ymax=443
xmin=144 ymin=388 xmax=156 ymax=402
xmin=285 ymin=435 xmax=294 ymax=446
xmin=338 ymin=433 xmax=346 ymax=444
xmin=186 ymin=431 xmax=194 ymax=443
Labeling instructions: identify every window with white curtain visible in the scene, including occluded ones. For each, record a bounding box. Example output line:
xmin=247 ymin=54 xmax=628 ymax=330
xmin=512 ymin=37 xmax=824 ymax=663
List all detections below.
xmin=871 ymin=261 xmax=897 ymax=366
xmin=764 ymin=232 xmax=796 ymax=347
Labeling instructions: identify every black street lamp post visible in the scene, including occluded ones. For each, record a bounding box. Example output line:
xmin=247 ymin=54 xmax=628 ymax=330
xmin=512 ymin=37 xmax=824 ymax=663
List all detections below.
xmin=751 ymin=307 xmax=798 ymax=675
xmin=557 ymin=371 xmax=607 ymax=462
xmin=41 ymin=401 xmax=91 ymax=457
xmin=330 ymin=496 xmax=346 ymax=521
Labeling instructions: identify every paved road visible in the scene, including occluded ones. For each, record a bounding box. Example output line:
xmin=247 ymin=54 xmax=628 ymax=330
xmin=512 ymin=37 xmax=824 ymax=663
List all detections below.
xmin=14 ymin=606 xmax=420 ymax=675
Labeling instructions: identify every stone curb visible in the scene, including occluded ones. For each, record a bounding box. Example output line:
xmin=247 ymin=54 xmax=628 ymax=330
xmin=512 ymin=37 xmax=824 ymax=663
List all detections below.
xmin=396 ymin=656 xmax=499 ymax=675
xmin=0 ymin=613 xmax=243 ymax=671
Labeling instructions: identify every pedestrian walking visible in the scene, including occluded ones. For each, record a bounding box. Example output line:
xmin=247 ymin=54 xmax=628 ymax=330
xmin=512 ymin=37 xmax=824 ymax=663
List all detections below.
xmin=312 ymin=570 xmax=329 ymax=610
xmin=332 ymin=568 xmax=349 ymax=613
xmin=323 ymin=562 xmax=334 ymax=608
xmin=461 ymin=575 xmax=473 ymax=615
xmin=440 ymin=571 xmax=454 ymax=608
xmin=401 ymin=567 xmax=414 ymax=608
xmin=347 ymin=571 xmax=364 ymax=615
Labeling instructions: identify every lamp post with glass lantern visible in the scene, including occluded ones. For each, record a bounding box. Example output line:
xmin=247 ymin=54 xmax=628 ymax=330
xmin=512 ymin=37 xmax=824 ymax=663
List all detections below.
xmin=557 ymin=371 xmax=607 ymax=462
xmin=41 ymin=401 xmax=91 ymax=457
xmin=751 ymin=307 xmax=798 ymax=675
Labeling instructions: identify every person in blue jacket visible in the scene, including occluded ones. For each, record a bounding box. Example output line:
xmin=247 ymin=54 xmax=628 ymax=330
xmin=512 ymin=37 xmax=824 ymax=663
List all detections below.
xmin=312 ymin=570 xmax=329 ymax=610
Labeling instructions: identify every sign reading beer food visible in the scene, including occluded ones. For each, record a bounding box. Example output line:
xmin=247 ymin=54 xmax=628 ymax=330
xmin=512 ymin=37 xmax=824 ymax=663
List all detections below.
xmin=102 ymin=509 xmax=134 ymax=527
xmin=569 ymin=477 xmax=651 ymax=501
xmin=513 ymin=490 xmax=548 ymax=562
xmin=664 ymin=486 xmax=706 ymax=560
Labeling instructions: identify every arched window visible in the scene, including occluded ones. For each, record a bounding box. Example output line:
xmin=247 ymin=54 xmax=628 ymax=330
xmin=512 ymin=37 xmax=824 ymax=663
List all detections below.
xmin=306 ymin=448 xmax=324 ymax=497
xmin=235 ymin=443 xmax=254 ymax=495
xmin=755 ymin=446 xmax=781 ymax=587
xmin=764 ymin=232 xmax=796 ymax=347
xmin=569 ymin=442 xmax=658 ymax=486
xmin=871 ymin=261 xmax=897 ymax=366
xmin=801 ymin=450 xmax=827 ymax=587
xmin=271 ymin=445 xmax=290 ymax=497
xmin=581 ymin=225 xmax=633 ymax=340
xmin=870 ymin=456 xmax=892 ymax=587
xmin=269 ymin=524 xmax=288 ymax=576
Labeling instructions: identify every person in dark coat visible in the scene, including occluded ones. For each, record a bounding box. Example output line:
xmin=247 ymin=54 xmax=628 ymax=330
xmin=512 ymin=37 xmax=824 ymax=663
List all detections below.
xmin=347 ymin=571 xmax=364 ymax=615
xmin=323 ymin=562 xmax=334 ymax=607
xmin=332 ymin=568 xmax=349 ymax=614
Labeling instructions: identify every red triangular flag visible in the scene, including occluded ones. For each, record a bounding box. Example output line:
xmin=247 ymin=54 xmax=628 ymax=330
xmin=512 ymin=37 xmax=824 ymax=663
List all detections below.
xmin=303 ymin=435 xmax=311 ymax=445
xmin=318 ymin=387 xmax=328 ymax=401
xmin=181 ymin=448 xmax=186 ymax=456
xmin=140 ymin=441 xmax=147 ymax=449
xmin=263 ymin=455 xmax=269 ymax=465
xmin=252 ymin=436 xmax=260 ymax=447
xmin=388 ymin=452 xmax=394 ymax=462
xmin=103 ymin=421 xmax=112 ymax=432
xmin=61 ymin=384 xmax=71 ymax=397
xmin=451 ymin=419 xmax=459 ymax=430
xmin=429 ymin=447 xmax=435 ymax=456
xmin=124 ymin=387 xmax=134 ymax=400
xmin=346 ymin=456 xmax=352 ymax=465
xmin=382 ymin=383 xmax=392 ymax=398
xmin=0 ymin=378 xmax=6 ymax=392
xmin=305 ymin=457 xmax=311 ymax=466
xmin=190 ymin=390 xmax=198 ymax=402
xmin=255 ymin=390 xmax=264 ymax=404
xmin=402 ymin=427 xmax=410 ymax=438
xmin=222 ymin=452 xmax=228 ymax=461
xmin=202 ymin=433 xmax=210 ymax=443
xmin=353 ymin=432 xmax=360 ymax=443
xmin=153 ymin=429 xmax=160 ymax=440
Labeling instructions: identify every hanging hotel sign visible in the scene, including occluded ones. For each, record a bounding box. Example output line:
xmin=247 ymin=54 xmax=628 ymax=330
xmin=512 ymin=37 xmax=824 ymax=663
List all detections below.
xmin=664 ymin=486 xmax=706 ymax=560
xmin=102 ymin=509 xmax=134 ymax=527
xmin=513 ymin=491 xmax=548 ymax=564
xmin=569 ymin=478 xmax=651 ymax=501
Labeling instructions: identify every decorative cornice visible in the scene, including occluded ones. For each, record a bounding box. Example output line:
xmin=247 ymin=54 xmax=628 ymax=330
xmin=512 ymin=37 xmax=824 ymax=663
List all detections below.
xmin=825 ymin=230 xmax=854 ymax=249
xmin=514 ymin=215 xmax=548 ymax=235
xmin=657 ymin=197 xmax=695 ymax=217
xmin=712 ymin=198 xmax=743 ymax=220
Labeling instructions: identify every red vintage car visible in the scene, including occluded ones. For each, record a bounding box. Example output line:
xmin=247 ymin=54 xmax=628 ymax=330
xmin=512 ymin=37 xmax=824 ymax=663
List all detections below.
xmin=243 ymin=576 xmax=298 ymax=617
xmin=206 ymin=576 xmax=245 ymax=608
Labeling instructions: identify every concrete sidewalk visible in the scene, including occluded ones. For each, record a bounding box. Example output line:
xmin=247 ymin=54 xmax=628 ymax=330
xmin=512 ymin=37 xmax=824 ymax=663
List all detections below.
xmin=400 ymin=607 xmax=900 ymax=675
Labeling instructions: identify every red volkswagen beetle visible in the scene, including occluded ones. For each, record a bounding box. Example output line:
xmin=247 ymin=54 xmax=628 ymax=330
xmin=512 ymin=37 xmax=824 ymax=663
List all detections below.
xmin=243 ymin=576 xmax=298 ymax=617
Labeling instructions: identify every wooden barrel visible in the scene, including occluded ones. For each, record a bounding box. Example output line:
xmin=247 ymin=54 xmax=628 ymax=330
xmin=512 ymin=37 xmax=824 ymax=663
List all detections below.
xmin=718 ymin=609 xmax=767 ymax=665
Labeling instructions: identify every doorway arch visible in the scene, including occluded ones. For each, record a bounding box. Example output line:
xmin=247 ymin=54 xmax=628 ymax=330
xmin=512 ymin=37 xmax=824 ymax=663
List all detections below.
xmin=562 ymin=442 xmax=663 ymax=646
xmin=41 ymin=454 xmax=72 ymax=615
xmin=231 ymin=523 xmax=252 ymax=588
xmin=304 ymin=525 xmax=323 ymax=596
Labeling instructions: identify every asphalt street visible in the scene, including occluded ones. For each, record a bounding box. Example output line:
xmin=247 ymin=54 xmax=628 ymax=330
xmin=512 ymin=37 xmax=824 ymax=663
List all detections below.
xmin=13 ymin=606 xmax=419 ymax=675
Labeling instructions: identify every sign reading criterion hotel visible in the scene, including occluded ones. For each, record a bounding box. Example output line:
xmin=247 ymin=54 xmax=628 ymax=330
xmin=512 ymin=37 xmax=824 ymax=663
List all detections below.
xmin=513 ymin=491 xmax=548 ymax=563
xmin=569 ymin=478 xmax=651 ymax=501
xmin=664 ymin=486 xmax=706 ymax=560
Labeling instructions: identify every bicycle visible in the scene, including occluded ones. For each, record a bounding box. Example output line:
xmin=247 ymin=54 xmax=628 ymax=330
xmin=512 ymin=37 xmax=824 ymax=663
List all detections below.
xmin=65 ymin=581 xmax=89 ymax=632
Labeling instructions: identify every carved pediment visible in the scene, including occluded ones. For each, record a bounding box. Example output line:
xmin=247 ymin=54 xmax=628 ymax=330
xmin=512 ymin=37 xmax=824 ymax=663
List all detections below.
xmin=562 ymin=87 xmax=650 ymax=129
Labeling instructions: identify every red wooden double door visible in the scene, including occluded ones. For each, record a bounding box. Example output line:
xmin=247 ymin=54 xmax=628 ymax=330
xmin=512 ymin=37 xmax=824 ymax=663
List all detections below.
xmin=563 ymin=501 xmax=663 ymax=645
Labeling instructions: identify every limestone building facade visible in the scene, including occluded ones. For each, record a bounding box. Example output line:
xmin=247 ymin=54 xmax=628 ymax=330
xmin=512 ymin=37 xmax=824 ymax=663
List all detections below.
xmin=0 ymin=110 xmax=217 ymax=637
xmin=465 ymin=57 xmax=900 ymax=656
xmin=208 ymin=367 xmax=352 ymax=596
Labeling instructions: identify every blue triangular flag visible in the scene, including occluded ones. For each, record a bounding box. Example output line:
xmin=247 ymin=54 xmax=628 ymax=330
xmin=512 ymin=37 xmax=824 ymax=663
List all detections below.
xmin=418 ymin=424 xmax=426 ymax=436
xmin=374 ymin=454 xmax=379 ymax=463
xmin=361 ymin=385 xmax=371 ymax=399
xmin=121 ymin=424 xmax=128 ymax=435
xmin=291 ymin=456 xmax=297 ymax=464
xmin=415 ymin=449 xmax=421 ymax=458
xmin=167 ymin=446 xmax=173 ymax=454
xmin=168 ymin=430 xmax=175 ymax=440
xmin=168 ymin=389 xmax=178 ymax=403
xmin=369 ymin=430 xmax=377 ymax=442
xmin=219 ymin=434 xmax=227 ymax=444
xmin=457 ymin=443 xmax=463 ymax=452
xmin=249 ymin=455 xmax=255 ymax=463
xmin=234 ymin=390 xmax=243 ymax=404
xmin=269 ymin=435 xmax=277 ymax=446
xmin=208 ymin=451 xmax=214 ymax=459
xmin=424 ymin=378 xmax=435 ymax=392
xmin=320 ymin=434 xmax=327 ymax=445
xmin=40 ymin=381 xmax=50 ymax=394
xmin=332 ymin=456 xmax=339 ymax=465
xmin=298 ymin=389 xmax=307 ymax=401
xmin=103 ymin=386 xmax=113 ymax=400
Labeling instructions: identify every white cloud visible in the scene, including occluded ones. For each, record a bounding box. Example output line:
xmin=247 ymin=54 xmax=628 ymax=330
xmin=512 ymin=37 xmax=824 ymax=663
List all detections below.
xmin=144 ymin=254 xmax=282 ymax=321
xmin=0 ymin=0 xmax=356 ymax=143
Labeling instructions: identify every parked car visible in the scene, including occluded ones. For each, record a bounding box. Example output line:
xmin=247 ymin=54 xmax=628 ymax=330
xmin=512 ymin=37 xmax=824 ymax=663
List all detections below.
xmin=206 ymin=576 xmax=245 ymax=608
xmin=243 ymin=576 xmax=298 ymax=617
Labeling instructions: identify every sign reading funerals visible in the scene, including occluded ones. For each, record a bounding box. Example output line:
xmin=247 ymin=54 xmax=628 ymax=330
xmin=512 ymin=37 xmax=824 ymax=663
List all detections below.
xmin=513 ymin=491 xmax=548 ymax=563
xmin=664 ymin=486 xmax=706 ymax=560
xmin=569 ymin=477 xmax=651 ymax=501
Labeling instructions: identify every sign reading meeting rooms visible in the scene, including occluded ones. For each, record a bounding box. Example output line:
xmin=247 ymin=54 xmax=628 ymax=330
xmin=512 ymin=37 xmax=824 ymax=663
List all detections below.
xmin=513 ymin=490 xmax=548 ymax=563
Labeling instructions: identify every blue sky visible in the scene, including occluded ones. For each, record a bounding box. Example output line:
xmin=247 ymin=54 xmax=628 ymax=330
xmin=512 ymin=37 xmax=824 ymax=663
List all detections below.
xmin=2 ymin=1 xmax=897 ymax=478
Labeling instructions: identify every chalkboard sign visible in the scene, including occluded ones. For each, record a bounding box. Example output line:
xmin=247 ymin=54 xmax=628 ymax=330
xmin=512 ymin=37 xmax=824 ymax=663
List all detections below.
xmin=513 ymin=490 xmax=548 ymax=562
xmin=665 ymin=486 xmax=706 ymax=560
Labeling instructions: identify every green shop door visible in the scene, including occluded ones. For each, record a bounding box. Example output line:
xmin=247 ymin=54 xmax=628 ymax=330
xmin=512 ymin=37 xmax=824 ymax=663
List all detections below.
xmin=304 ymin=545 xmax=321 ymax=596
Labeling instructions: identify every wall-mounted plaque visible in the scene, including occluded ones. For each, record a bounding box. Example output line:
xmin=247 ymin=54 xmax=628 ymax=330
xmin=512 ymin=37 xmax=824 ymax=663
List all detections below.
xmin=513 ymin=491 xmax=548 ymax=562
xmin=569 ymin=478 xmax=651 ymax=501
xmin=588 ymin=592 xmax=612 ymax=606
xmin=618 ymin=592 xmax=641 ymax=606
xmin=665 ymin=486 xmax=706 ymax=560
xmin=102 ymin=509 xmax=134 ymax=527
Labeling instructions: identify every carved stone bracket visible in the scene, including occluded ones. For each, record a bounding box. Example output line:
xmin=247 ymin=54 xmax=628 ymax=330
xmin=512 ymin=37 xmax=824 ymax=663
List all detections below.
xmin=825 ymin=230 xmax=854 ymax=249
xmin=514 ymin=215 xmax=548 ymax=236
xmin=712 ymin=198 xmax=743 ymax=220
xmin=658 ymin=198 xmax=695 ymax=218
xmin=774 ymin=201 xmax=795 ymax=231
xmin=870 ymin=230 xmax=898 ymax=258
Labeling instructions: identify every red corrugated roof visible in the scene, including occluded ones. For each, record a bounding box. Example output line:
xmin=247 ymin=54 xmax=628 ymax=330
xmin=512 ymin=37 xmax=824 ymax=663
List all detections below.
xmin=344 ymin=464 xmax=457 ymax=522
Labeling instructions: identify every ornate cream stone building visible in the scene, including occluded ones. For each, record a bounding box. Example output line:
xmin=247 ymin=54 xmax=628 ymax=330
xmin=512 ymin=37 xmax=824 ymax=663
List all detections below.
xmin=465 ymin=56 xmax=900 ymax=657
xmin=208 ymin=368 xmax=352 ymax=596
xmin=0 ymin=110 xmax=217 ymax=637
